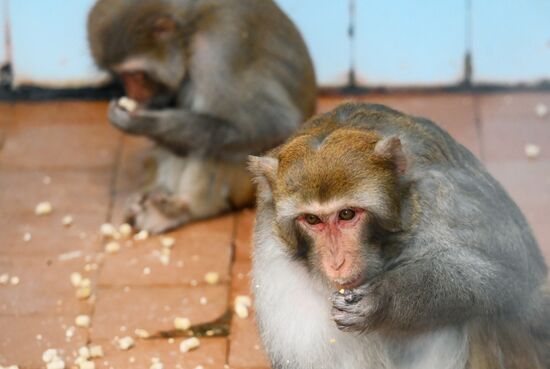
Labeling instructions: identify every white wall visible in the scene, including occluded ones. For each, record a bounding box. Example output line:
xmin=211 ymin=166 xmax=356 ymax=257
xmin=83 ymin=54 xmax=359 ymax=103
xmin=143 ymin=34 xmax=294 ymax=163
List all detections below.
xmin=0 ymin=0 xmax=8 ymax=67
xmin=471 ymin=0 xmax=550 ymax=85
xmin=355 ymin=0 xmax=467 ymax=87
xmin=9 ymin=0 xmax=107 ymax=87
xmin=2 ymin=0 xmax=550 ymax=89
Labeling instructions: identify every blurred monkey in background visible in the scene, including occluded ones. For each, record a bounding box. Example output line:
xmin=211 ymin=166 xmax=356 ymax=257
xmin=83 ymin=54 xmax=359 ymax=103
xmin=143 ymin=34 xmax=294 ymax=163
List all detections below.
xmin=88 ymin=0 xmax=316 ymax=233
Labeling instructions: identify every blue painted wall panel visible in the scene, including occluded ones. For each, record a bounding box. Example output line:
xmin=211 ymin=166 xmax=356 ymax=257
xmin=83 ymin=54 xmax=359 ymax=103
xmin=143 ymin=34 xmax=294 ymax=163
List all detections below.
xmin=472 ymin=0 xmax=550 ymax=84
xmin=10 ymin=0 xmax=106 ymax=87
xmin=354 ymin=0 xmax=467 ymax=87
xmin=0 ymin=0 xmax=8 ymax=66
xmin=275 ymin=0 xmax=351 ymax=87
xmin=5 ymin=0 xmax=550 ymax=88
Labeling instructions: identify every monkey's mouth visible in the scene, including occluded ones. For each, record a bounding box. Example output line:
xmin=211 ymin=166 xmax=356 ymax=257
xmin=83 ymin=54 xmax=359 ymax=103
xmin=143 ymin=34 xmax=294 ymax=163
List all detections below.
xmin=334 ymin=273 xmax=365 ymax=290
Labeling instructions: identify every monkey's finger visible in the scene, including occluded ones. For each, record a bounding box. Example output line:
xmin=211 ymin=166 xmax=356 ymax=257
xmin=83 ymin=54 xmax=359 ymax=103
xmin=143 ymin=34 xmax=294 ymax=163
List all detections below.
xmin=332 ymin=313 xmax=364 ymax=332
xmin=331 ymin=296 xmax=363 ymax=312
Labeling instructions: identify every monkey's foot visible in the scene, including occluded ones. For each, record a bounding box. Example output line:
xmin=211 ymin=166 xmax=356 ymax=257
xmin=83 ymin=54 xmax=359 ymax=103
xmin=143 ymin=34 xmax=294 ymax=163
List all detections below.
xmin=330 ymin=283 xmax=388 ymax=333
xmin=125 ymin=190 xmax=191 ymax=234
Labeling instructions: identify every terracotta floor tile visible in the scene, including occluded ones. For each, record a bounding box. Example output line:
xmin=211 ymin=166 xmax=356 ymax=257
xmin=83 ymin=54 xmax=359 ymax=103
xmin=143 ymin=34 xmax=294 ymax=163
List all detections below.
xmin=0 ymin=170 xmax=110 ymax=256
xmin=487 ymin=160 xmax=550 ymax=264
xmin=479 ymin=93 xmax=550 ymax=163
xmin=2 ymin=95 xmax=548 ymax=369
xmin=228 ymin=262 xmax=268 ymax=369
xmin=90 ymin=337 xmax=227 ymax=369
xmin=234 ymin=209 xmax=255 ymax=263
xmin=98 ymin=215 xmax=233 ymax=287
xmin=91 ymin=285 xmax=228 ymax=341
xmin=318 ymin=94 xmax=481 ymax=158
xmin=0 ymin=256 xmax=95 ymax=316
xmin=0 ymin=314 xmax=88 ymax=368
xmin=0 ymin=101 xmax=120 ymax=170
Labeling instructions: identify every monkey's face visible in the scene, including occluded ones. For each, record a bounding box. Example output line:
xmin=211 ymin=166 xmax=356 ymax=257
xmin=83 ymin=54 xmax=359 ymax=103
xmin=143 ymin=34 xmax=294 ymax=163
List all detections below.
xmin=112 ymin=53 xmax=184 ymax=110
xmin=88 ymin=2 xmax=187 ymax=110
xmin=251 ymin=128 xmax=406 ymax=290
xmin=294 ymin=204 xmax=371 ymax=289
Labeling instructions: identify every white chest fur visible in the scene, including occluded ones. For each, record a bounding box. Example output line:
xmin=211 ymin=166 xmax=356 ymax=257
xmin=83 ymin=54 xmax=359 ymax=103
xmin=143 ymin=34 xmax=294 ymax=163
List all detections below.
xmin=252 ymin=231 xmax=468 ymax=369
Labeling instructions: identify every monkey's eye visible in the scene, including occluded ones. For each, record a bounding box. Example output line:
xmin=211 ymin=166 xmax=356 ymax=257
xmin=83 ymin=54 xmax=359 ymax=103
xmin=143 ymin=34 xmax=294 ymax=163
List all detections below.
xmin=338 ymin=209 xmax=356 ymax=221
xmin=304 ymin=214 xmax=322 ymax=225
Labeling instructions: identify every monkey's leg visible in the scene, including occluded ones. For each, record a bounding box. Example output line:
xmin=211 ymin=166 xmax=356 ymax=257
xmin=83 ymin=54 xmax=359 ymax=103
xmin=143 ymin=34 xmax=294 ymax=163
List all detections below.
xmin=127 ymin=152 xmax=254 ymax=234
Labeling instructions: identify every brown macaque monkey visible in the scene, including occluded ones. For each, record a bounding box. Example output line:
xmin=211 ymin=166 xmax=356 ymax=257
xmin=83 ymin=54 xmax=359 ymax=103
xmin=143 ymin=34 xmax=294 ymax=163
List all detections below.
xmin=249 ymin=103 xmax=550 ymax=369
xmin=87 ymin=0 xmax=316 ymax=233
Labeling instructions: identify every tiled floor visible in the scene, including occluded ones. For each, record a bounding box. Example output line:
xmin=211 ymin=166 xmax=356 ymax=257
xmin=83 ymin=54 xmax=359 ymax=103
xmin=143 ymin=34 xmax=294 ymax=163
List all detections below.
xmin=1 ymin=93 xmax=549 ymax=369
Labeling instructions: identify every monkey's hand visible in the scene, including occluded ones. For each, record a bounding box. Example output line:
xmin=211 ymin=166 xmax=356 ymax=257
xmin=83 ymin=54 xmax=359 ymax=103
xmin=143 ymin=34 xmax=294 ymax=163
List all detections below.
xmin=108 ymin=99 xmax=157 ymax=135
xmin=330 ymin=281 xmax=389 ymax=333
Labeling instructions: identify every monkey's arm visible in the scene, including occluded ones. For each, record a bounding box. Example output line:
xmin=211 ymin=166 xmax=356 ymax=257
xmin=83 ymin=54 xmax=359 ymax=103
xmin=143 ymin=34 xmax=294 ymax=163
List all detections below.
xmin=109 ymin=100 xmax=298 ymax=158
xmin=331 ymin=248 xmax=527 ymax=333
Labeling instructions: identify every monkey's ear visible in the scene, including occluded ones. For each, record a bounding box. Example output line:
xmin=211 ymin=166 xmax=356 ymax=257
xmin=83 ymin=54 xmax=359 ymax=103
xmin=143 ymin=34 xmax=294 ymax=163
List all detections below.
xmin=374 ymin=136 xmax=407 ymax=173
xmin=248 ymin=155 xmax=279 ymax=181
xmin=248 ymin=155 xmax=279 ymax=201
xmin=153 ymin=15 xmax=178 ymax=40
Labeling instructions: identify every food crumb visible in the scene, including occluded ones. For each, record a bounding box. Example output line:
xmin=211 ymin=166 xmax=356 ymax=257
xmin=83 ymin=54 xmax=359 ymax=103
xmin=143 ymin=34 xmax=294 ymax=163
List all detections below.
xmin=42 ymin=349 xmax=59 ymax=363
xmin=535 ymin=103 xmax=548 ymax=118
xmin=65 ymin=326 xmax=76 ymax=338
xmin=160 ymin=236 xmax=175 ymax=248
xmin=70 ymin=272 xmax=83 ymax=287
xmin=35 ymin=202 xmax=53 ymax=216
xmin=100 ymin=223 xmax=117 ymax=238
xmin=150 ymin=358 xmax=163 ymax=369
xmin=118 ymin=97 xmax=138 ymax=112
xmin=174 ymin=317 xmax=191 ymax=330
xmin=78 ymin=361 xmax=95 ymax=369
xmin=525 ymin=143 xmax=541 ymax=159
xmin=234 ymin=295 xmax=252 ymax=319
xmin=117 ymin=336 xmax=135 ymax=350
xmin=159 ymin=253 xmax=170 ymax=266
xmin=204 ymin=272 xmax=220 ymax=285
xmin=104 ymin=241 xmax=121 ymax=254
xmin=42 ymin=349 xmax=65 ymax=369
xmin=179 ymin=337 xmax=200 ymax=353
xmin=76 ymin=286 xmax=92 ymax=300
xmin=75 ymin=315 xmax=91 ymax=328
xmin=62 ymin=215 xmax=74 ymax=227
xmin=23 ymin=232 xmax=32 ymax=242
xmin=119 ymin=223 xmax=133 ymax=237
xmin=89 ymin=345 xmax=104 ymax=358
xmin=134 ymin=230 xmax=149 ymax=241
xmin=78 ymin=346 xmax=90 ymax=359
xmin=134 ymin=328 xmax=150 ymax=338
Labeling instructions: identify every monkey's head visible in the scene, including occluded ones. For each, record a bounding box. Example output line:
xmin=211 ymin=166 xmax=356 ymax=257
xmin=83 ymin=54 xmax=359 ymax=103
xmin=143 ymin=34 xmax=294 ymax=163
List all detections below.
xmin=250 ymin=123 xmax=407 ymax=290
xmin=88 ymin=0 xmax=192 ymax=109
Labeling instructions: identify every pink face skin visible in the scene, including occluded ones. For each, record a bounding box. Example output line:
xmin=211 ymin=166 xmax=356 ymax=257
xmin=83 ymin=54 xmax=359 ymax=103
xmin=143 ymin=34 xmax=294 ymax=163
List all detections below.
xmin=297 ymin=207 xmax=368 ymax=289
